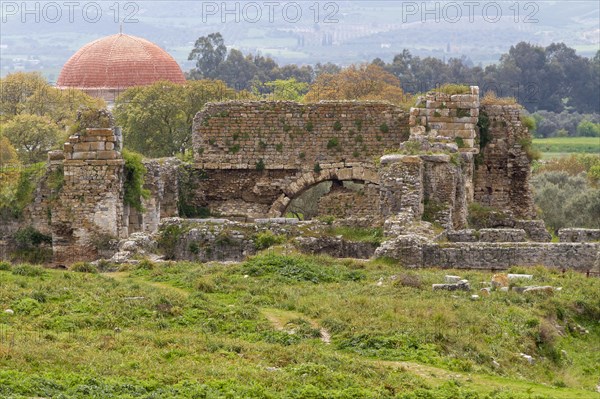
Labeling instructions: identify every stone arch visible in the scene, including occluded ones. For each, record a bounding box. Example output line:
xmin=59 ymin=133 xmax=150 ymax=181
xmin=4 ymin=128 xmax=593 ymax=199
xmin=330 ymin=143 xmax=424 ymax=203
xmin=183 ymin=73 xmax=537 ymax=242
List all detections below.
xmin=268 ymin=164 xmax=380 ymax=217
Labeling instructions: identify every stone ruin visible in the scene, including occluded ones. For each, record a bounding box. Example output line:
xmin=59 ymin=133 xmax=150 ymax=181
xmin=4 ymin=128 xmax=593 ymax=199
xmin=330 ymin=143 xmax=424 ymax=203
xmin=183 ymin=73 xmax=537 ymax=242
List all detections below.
xmin=1 ymin=86 xmax=598 ymax=272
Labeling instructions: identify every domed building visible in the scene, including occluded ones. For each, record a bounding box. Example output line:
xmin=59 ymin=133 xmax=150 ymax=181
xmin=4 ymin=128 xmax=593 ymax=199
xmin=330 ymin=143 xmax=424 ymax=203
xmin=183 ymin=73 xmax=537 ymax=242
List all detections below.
xmin=57 ymin=33 xmax=186 ymax=102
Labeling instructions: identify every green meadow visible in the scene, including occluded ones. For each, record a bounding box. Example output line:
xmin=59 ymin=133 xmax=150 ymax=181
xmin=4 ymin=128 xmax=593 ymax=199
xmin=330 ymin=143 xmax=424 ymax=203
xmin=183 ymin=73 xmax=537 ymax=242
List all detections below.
xmin=533 ymin=137 xmax=600 ymax=158
xmin=0 ymin=253 xmax=599 ymax=398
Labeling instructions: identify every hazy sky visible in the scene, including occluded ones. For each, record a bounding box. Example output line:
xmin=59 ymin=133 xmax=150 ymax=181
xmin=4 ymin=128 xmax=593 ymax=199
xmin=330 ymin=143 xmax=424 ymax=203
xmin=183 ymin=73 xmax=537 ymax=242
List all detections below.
xmin=1 ymin=1 xmax=599 ymax=79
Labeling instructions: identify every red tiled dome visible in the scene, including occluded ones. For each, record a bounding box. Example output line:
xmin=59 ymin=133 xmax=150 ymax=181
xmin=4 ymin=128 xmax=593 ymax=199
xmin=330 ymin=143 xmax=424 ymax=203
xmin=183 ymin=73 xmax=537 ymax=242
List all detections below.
xmin=57 ymin=34 xmax=186 ymax=89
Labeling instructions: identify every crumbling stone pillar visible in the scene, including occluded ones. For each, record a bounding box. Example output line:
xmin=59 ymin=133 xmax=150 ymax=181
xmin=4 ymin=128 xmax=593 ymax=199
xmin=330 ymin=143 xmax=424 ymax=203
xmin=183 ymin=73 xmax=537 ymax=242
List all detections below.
xmin=474 ymin=104 xmax=536 ymax=219
xmin=52 ymin=128 xmax=125 ymax=264
xmin=378 ymin=155 xmax=423 ymax=219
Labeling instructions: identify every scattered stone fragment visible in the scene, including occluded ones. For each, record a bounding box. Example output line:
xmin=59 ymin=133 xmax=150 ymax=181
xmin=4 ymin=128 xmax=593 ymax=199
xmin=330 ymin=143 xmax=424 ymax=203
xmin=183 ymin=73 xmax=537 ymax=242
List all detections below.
xmin=492 ymin=359 xmax=500 ymax=368
xmin=4 ymin=309 xmax=14 ymax=315
xmin=511 ymin=286 xmax=527 ymax=294
xmin=376 ymin=277 xmax=384 ymax=286
xmin=432 ymin=279 xmax=470 ymax=291
xmin=480 ymin=288 xmax=491 ymax=296
xmin=519 ymin=353 xmax=534 ymax=364
xmin=470 ymin=295 xmax=480 ymax=300
xmin=491 ymin=274 xmax=509 ymax=288
xmin=445 ymin=275 xmax=462 ymax=283
xmin=523 ymin=286 xmax=556 ymax=295
xmin=500 ymin=287 xmax=509 ymax=292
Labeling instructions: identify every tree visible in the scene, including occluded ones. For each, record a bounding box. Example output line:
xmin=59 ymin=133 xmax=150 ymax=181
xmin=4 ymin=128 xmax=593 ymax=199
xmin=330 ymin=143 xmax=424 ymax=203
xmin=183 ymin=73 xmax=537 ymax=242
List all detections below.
xmin=0 ymin=114 xmax=62 ymax=164
xmin=264 ymin=78 xmax=309 ymax=101
xmin=0 ymin=72 xmax=104 ymax=128
xmin=217 ymin=49 xmax=258 ymax=91
xmin=0 ymin=135 xmax=19 ymax=166
xmin=188 ymin=33 xmax=227 ymax=80
xmin=304 ymin=64 xmax=404 ymax=104
xmin=577 ymin=120 xmax=600 ymax=137
xmin=115 ymin=80 xmax=236 ymax=157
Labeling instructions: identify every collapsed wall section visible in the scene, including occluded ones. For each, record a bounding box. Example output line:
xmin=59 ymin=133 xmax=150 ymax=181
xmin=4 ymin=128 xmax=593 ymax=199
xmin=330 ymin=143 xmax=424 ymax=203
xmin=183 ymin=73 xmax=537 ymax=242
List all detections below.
xmin=193 ymin=101 xmax=409 ymax=170
xmin=51 ymin=128 xmax=126 ymax=264
xmin=474 ymin=104 xmax=536 ymax=219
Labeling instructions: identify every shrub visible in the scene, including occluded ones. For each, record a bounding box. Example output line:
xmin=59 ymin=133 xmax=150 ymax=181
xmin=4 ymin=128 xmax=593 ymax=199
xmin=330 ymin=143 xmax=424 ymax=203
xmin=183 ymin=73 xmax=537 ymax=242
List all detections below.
xmin=438 ymin=84 xmax=470 ymax=95
xmin=255 ymin=159 xmax=265 ymax=171
xmin=518 ymin=137 xmax=542 ymax=161
xmin=454 ymin=137 xmax=466 ymax=148
xmin=305 ymin=121 xmax=314 ymax=132
xmin=12 ymin=263 xmax=45 ymax=277
xmin=255 ymin=231 xmax=286 ymax=250
xmin=0 ymin=261 xmax=12 ymax=271
xmin=333 ymin=121 xmax=342 ymax=131
xmin=70 ymin=262 xmax=98 ymax=273
xmin=532 ymin=171 xmax=600 ymax=231
xmin=379 ymin=123 xmax=389 ymax=133
xmin=14 ymin=226 xmax=51 ymax=249
xmin=122 ymin=149 xmax=150 ymax=212
xmin=241 ymin=253 xmax=360 ymax=283
xmin=326 ymin=138 xmax=339 ymax=150
xmin=136 ymin=259 xmax=156 ymax=270
xmin=158 ymin=224 xmax=184 ymax=260
xmin=229 ymin=144 xmax=241 ymax=154
xmin=313 ymin=163 xmax=322 ymax=173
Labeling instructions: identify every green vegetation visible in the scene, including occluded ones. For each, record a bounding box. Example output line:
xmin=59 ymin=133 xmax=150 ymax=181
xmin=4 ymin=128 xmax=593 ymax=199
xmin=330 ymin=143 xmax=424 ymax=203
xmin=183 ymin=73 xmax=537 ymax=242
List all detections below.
xmin=313 ymin=163 xmax=322 ymax=173
xmin=437 ymin=84 xmax=470 ymax=95
xmin=254 ymin=231 xmax=286 ymax=250
xmin=304 ymin=121 xmax=314 ymax=132
xmin=326 ymin=138 xmax=339 ymax=150
xmin=333 ymin=121 xmax=343 ymax=131
xmin=532 ymin=137 xmax=600 ymax=155
xmin=531 ymin=172 xmax=600 ymax=231
xmin=0 ymin=255 xmax=598 ymax=398
xmin=0 ymin=162 xmax=46 ymax=218
xmin=122 ymin=150 xmax=151 ymax=212
xmin=467 ymin=202 xmax=512 ymax=229
xmin=380 ymin=123 xmax=389 ymax=133
xmin=11 ymin=226 xmax=53 ymax=264
xmin=325 ymin=226 xmax=383 ymax=245
xmin=518 ymin=137 xmax=542 ymax=161
xmin=422 ymin=199 xmax=446 ymax=224
xmin=255 ymin=159 xmax=265 ymax=171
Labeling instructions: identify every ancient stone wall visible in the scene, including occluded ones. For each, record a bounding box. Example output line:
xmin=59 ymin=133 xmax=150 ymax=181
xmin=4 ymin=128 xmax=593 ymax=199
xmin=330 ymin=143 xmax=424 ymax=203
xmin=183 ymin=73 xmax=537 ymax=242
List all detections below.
xmin=423 ymin=242 xmax=599 ymax=272
xmin=316 ymin=183 xmax=379 ymax=220
xmin=409 ymin=87 xmax=480 ymax=152
xmin=126 ymin=158 xmax=181 ymax=234
xmin=51 ymin=128 xmax=126 ymax=264
xmin=474 ymin=104 xmax=536 ymax=219
xmin=193 ymin=101 xmax=409 ymax=170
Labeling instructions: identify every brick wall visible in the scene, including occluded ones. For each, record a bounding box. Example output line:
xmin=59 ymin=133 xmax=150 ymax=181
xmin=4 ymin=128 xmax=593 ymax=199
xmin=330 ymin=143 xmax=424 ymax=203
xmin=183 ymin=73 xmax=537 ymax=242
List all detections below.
xmin=193 ymin=101 xmax=409 ymax=171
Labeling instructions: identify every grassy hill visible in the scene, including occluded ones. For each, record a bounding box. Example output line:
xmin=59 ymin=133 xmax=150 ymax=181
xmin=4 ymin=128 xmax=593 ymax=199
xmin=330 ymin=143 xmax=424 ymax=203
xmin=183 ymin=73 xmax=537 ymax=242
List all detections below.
xmin=0 ymin=253 xmax=599 ymax=398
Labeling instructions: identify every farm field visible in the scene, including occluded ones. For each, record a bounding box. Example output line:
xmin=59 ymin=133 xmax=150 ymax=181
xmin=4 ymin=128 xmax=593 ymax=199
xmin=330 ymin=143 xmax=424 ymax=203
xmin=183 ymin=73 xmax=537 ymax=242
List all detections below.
xmin=533 ymin=137 xmax=600 ymax=158
xmin=1 ymin=252 xmax=599 ymax=398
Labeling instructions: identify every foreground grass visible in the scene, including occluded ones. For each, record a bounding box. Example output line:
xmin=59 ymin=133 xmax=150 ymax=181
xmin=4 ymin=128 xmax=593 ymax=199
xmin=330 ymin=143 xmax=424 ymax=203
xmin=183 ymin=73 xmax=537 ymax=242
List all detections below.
xmin=533 ymin=137 xmax=600 ymax=155
xmin=0 ymin=254 xmax=599 ymax=398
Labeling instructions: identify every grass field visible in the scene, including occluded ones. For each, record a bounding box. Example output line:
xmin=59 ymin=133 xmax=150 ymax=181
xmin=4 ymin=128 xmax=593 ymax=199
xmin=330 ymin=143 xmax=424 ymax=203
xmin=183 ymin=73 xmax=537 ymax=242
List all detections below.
xmin=0 ymin=253 xmax=599 ymax=398
xmin=533 ymin=137 xmax=600 ymax=156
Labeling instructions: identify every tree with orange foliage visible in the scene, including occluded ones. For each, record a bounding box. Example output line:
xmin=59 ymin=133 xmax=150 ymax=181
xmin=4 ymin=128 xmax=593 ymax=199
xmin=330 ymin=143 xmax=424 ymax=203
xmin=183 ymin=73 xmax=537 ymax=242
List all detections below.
xmin=304 ymin=64 xmax=404 ymax=104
